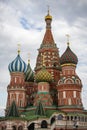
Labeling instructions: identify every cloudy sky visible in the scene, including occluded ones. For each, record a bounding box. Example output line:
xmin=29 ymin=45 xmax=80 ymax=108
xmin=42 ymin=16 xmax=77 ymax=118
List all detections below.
xmin=0 ymin=0 xmax=87 ymax=116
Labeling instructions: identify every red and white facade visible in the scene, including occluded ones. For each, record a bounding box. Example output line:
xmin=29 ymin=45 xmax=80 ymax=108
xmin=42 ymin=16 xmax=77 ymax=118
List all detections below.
xmin=0 ymin=11 xmax=87 ymax=130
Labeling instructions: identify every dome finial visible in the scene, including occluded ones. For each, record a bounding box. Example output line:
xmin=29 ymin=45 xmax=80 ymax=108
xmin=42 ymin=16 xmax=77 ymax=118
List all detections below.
xmin=28 ymin=52 xmax=30 ymax=64
xmin=17 ymin=44 xmax=21 ymax=54
xmin=47 ymin=5 xmax=50 ymax=15
xmin=66 ymin=34 xmax=70 ymax=46
xmin=45 ymin=5 xmax=52 ymax=20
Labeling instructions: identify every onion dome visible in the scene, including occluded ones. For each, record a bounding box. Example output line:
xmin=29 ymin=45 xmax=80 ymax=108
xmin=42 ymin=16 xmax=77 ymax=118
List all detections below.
xmin=45 ymin=9 xmax=52 ymax=21
xmin=25 ymin=60 xmax=34 ymax=82
xmin=60 ymin=43 xmax=78 ymax=65
xmin=35 ymin=67 xmax=53 ymax=83
xmin=8 ymin=51 xmax=27 ymax=73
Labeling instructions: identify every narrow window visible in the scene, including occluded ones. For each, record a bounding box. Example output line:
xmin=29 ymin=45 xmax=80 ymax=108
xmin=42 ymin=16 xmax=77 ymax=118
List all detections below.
xmin=68 ymin=98 xmax=71 ymax=105
xmin=20 ymin=100 xmax=22 ymax=107
xmin=15 ymin=77 xmax=17 ymax=83
xmin=63 ymin=91 xmax=66 ymax=98
xmin=73 ymin=91 xmax=76 ymax=98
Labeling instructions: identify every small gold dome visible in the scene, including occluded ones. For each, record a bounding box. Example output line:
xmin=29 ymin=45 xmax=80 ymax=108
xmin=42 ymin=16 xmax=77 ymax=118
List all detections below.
xmin=45 ymin=9 xmax=52 ymax=20
xmin=45 ymin=14 xmax=52 ymax=20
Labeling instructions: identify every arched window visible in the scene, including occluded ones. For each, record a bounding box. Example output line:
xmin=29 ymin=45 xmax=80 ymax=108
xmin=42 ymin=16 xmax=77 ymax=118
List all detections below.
xmin=18 ymin=126 xmax=23 ymax=130
xmin=65 ymin=78 xmax=73 ymax=84
xmin=75 ymin=116 xmax=77 ymax=120
xmin=51 ymin=116 xmax=55 ymax=124
xmin=67 ymin=116 xmax=69 ymax=120
xmin=75 ymin=79 xmax=80 ymax=84
xmin=71 ymin=116 xmax=73 ymax=121
xmin=41 ymin=120 xmax=48 ymax=128
xmin=54 ymin=63 xmax=57 ymax=67
xmin=1 ymin=126 xmax=6 ymax=130
xmin=27 ymin=123 xmax=34 ymax=130
xmin=12 ymin=126 xmax=16 ymax=130
xmin=58 ymin=114 xmax=63 ymax=120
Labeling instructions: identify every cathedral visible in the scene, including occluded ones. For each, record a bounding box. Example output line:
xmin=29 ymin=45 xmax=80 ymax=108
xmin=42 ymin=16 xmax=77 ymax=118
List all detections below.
xmin=0 ymin=10 xmax=87 ymax=130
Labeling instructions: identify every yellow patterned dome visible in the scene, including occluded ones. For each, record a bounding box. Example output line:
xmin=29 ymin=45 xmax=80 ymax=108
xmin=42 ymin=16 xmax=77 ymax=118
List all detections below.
xmin=35 ymin=67 xmax=53 ymax=83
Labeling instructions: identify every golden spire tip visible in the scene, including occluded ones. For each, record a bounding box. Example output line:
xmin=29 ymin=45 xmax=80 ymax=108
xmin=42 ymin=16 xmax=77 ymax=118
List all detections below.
xmin=47 ymin=5 xmax=50 ymax=14
xmin=17 ymin=44 xmax=21 ymax=54
xmin=28 ymin=53 xmax=30 ymax=64
xmin=66 ymin=34 xmax=70 ymax=46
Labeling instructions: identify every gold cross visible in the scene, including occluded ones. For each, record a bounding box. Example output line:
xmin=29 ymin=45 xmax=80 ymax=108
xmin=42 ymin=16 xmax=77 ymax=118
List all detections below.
xmin=17 ymin=44 xmax=21 ymax=54
xmin=28 ymin=53 xmax=30 ymax=63
xmin=66 ymin=34 xmax=70 ymax=46
xmin=47 ymin=5 xmax=50 ymax=14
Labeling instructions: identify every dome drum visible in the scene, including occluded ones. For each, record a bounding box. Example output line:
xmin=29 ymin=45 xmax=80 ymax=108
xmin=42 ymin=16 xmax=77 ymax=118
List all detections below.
xmin=38 ymin=82 xmax=50 ymax=92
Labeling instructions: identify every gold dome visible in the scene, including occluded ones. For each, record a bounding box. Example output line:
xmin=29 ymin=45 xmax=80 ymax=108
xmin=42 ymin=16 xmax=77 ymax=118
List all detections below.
xmin=45 ymin=9 xmax=52 ymax=20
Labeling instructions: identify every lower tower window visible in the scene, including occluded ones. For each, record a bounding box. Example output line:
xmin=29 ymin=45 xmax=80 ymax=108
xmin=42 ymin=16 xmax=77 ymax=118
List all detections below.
xmin=73 ymin=91 xmax=76 ymax=98
xmin=20 ymin=100 xmax=22 ymax=107
xmin=63 ymin=91 xmax=66 ymax=98
xmin=68 ymin=98 xmax=71 ymax=105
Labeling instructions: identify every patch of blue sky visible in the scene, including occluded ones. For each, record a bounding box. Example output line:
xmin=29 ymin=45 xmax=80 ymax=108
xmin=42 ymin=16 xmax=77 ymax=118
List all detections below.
xmin=20 ymin=17 xmax=30 ymax=30
xmin=20 ymin=17 xmax=43 ymax=31
xmin=36 ymin=27 xmax=43 ymax=31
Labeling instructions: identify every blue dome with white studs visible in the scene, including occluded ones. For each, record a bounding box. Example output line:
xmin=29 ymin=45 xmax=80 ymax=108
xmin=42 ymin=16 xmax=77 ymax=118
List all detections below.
xmin=8 ymin=54 xmax=27 ymax=73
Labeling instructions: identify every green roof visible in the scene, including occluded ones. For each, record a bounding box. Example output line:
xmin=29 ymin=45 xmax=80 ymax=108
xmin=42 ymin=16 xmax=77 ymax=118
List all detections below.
xmin=21 ymin=109 xmax=60 ymax=120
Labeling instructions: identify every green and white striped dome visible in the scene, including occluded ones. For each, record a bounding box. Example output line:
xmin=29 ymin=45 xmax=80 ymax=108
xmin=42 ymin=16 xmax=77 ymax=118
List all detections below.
xmin=8 ymin=54 xmax=27 ymax=73
xmin=25 ymin=62 xmax=34 ymax=82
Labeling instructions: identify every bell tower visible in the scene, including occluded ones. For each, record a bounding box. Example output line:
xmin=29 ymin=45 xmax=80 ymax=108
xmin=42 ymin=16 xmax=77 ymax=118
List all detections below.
xmin=6 ymin=46 xmax=27 ymax=112
xmin=57 ymin=37 xmax=83 ymax=112
xmin=35 ymin=9 xmax=60 ymax=83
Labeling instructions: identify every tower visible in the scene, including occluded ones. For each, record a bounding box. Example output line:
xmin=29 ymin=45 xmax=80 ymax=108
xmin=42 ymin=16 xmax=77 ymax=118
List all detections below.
xmin=6 ymin=47 xmax=27 ymax=113
xmin=35 ymin=9 xmax=60 ymax=83
xmin=57 ymin=39 xmax=83 ymax=112
xmin=34 ymin=63 xmax=53 ymax=106
xmin=25 ymin=58 xmax=35 ymax=106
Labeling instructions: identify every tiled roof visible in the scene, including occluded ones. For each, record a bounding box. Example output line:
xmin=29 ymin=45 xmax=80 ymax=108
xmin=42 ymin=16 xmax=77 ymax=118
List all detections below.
xmin=60 ymin=46 xmax=78 ymax=65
